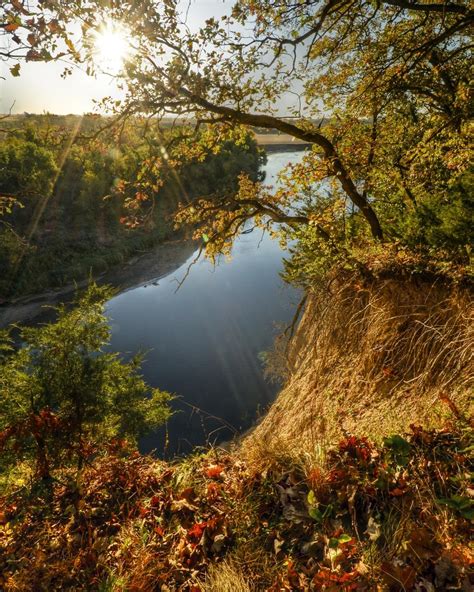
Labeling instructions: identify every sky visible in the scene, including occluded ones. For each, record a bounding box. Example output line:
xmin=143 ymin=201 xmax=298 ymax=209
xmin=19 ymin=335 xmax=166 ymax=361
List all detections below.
xmin=0 ymin=1 xmax=233 ymax=115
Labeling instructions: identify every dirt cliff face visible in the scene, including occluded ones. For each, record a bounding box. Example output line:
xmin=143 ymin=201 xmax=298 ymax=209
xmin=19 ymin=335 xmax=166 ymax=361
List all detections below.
xmin=246 ymin=276 xmax=473 ymax=455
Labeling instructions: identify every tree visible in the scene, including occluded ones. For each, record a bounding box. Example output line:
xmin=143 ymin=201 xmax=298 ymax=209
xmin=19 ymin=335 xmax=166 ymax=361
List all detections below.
xmin=0 ymin=117 xmax=264 ymax=298
xmin=0 ymin=133 xmax=58 ymax=294
xmin=0 ymin=284 xmax=171 ymax=483
xmin=1 ymin=0 xmax=472 ymax=272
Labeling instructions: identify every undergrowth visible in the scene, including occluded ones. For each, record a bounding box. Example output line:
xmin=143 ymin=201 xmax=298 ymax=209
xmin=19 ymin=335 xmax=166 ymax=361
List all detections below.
xmin=1 ymin=412 xmax=472 ymax=591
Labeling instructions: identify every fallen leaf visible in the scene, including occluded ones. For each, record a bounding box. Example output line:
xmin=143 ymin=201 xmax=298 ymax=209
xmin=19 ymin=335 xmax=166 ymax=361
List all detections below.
xmin=205 ymin=465 xmax=224 ymax=479
xmin=381 ymin=562 xmax=417 ymax=591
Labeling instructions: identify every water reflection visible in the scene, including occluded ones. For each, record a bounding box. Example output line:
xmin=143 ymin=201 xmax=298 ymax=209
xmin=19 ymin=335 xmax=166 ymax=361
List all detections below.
xmin=106 ymin=151 xmax=304 ymax=456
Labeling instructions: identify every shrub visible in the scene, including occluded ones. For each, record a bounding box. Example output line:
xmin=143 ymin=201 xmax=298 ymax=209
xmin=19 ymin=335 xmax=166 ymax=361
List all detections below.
xmin=0 ymin=284 xmax=172 ymax=484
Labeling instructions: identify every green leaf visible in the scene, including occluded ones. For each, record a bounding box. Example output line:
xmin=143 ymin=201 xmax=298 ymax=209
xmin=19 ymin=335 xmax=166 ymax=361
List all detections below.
xmin=384 ymin=434 xmax=410 ymax=451
xmin=460 ymin=507 xmax=474 ymax=520
xmin=307 ymin=489 xmax=316 ymax=506
xmin=436 ymin=496 xmax=474 ymax=520
xmin=328 ymin=537 xmax=340 ymax=549
xmin=309 ymin=507 xmax=322 ymax=521
xmin=384 ymin=434 xmax=411 ymax=466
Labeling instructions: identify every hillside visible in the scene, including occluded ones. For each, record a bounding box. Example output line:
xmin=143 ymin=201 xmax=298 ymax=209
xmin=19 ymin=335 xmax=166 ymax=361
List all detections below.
xmin=248 ymin=274 xmax=473 ymax=456
xmin=1 ymin=276 xmax=472 ymax=591
xmin=1 ymin=411 xmax=472 ymax=590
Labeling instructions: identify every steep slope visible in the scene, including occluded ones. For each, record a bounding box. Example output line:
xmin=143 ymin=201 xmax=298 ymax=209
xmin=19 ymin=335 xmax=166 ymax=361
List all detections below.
xmin=247 ymin=275 xmax=473 ymax=456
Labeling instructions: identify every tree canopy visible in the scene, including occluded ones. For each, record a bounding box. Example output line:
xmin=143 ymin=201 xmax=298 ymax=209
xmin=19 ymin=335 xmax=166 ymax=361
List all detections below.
xmin=1 ymin=0 xmax=472 ymax=279
xmin=0 ymin=115 xmax=263 ymax=297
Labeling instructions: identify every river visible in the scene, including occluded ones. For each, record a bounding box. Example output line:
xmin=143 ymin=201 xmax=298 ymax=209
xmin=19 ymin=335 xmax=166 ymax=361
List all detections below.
xmin=0 ymin=150 xmax=304 ymax=456
xmin=106 ymin=150 xmax=304 ymax=455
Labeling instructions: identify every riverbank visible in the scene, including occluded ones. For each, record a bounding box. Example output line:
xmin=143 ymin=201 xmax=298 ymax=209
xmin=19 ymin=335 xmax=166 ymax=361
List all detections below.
xmin=256 ymin=133 xmax=310 ymax=152
xmin=247 ymin=273 xmax=473 ymax=455
xmin=0 ymin=120 xmax=264 ymax=305
xmin=0 ymin=237 xmax=197 ymax=328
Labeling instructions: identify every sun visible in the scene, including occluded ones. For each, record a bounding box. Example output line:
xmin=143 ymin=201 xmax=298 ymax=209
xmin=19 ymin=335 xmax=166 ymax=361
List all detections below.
xmin=93 ymin=21 xmax=133 ymax=73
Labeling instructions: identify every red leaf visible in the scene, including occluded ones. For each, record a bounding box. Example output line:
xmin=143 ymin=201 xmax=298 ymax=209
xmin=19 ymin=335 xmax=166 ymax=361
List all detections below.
xmin=187 ymin=521 xmax=207 ymax=541
xmin=179 ymin=487 xmax=195 ymax=502
xmin=4 ymin=23 xmax=20 ymax=33
xmin=138 ymin=504 xmax=149 ymax=517
xmin=389 ymin=487 xmax=406 ymax=497
xmin=205 ymin=465 xmax=224 ymax=479
xmin=381 ymin=562 xmax=417 ymax=590
xmin=150 ymin=495 xmax=160 ymax=508
xmin=206 ymin=482 xmax=220 ymax=500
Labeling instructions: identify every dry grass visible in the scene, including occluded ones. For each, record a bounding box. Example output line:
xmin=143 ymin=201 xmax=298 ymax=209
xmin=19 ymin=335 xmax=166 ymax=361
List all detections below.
xmin=239 ymin=429 xmax=328 ymax=477
xmin=201 ymin=559 xmax=253 ymax=592
xmin=245 ymin=276 xmax=473 ymax=457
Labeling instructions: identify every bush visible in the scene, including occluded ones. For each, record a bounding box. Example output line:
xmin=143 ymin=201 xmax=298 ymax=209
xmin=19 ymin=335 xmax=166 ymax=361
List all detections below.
xmin=0 ymin=284 xmax=172 ymax=484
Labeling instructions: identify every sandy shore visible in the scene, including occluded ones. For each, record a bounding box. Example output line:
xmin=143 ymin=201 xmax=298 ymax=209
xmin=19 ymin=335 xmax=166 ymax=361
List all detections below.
xmin=0 ymin=238 xmax=198 ymax=328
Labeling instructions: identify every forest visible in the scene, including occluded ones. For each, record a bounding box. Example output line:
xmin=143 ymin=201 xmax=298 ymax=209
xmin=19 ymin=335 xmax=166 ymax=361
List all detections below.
xmin=0 ymin=114 xmax=264 ymax=298
xmin=0 ymin=0 xmax=473 ymax=590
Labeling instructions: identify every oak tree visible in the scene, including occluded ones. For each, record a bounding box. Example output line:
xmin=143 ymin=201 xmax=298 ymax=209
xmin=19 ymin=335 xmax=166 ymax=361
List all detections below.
xmin=1 ymin=0 xmax=472 ymax=273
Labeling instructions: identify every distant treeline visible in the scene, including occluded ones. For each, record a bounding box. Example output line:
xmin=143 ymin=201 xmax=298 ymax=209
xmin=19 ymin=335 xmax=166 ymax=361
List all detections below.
xmin=0 ymin=115 xmax=265 ymax=299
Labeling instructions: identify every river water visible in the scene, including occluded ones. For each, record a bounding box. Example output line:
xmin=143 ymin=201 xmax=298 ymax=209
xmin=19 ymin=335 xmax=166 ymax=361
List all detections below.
xmin=106 ymin=150 xmax=304 ymax=455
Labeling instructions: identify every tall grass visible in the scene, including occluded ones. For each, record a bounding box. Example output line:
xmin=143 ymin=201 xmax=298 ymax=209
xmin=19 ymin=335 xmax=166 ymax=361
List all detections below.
xmin=249 ymin=274 xmax=473 ymax=455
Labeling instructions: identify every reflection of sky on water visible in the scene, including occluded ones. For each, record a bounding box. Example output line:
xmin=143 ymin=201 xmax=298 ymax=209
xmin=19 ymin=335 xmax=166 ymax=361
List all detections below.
xmin=106 ymin=151 xmax=305 ymax=456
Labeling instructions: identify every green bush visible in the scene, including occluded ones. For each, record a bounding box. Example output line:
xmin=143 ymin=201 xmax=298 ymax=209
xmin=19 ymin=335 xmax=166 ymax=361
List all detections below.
xmin=0 ymin=284 xmax=172 ymax=483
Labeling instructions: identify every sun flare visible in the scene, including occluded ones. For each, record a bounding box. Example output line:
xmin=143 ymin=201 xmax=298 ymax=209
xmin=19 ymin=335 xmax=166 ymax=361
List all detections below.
xmin=93 ymin=21 xmax=132 ymax=73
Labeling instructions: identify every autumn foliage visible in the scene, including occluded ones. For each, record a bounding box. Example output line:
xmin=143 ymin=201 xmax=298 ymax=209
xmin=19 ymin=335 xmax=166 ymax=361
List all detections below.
xmin=1 ymin=416 xmax=472 ymax=591
xmin=0 ymin=2 xmax=473 ymax=590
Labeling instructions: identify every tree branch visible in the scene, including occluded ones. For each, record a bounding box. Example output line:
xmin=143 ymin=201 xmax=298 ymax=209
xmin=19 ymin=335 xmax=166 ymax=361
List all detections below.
xmin=178 ymin=88 xmax=384 ymax=240
xmin=381 ymin=0 xmax=469 ymax=14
